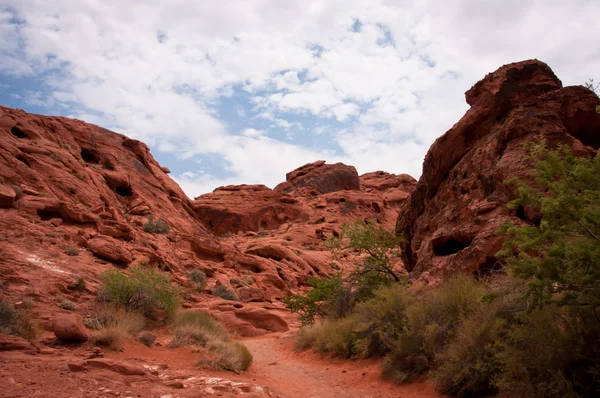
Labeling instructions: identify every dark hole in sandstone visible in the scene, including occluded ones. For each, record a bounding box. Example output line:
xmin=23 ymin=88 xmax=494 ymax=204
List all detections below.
xmin=332 ymin=230 xmax=339 ymax=238
xmin=372 ymin=202 xmax=381 ymax=213
xmin=10 ymin=126 xmax=28 ymax=139
xmin=115 ymin=185 xmax=133 ymax=197
xmin=260 ymin=220 xmax=268 ymax=229
xmin=516 ymin=205 xmax=526 ymax=221
xmin=16 ymin=154 xmax=31 ymax=167
xmin=566 ymin=109 xmax=600 ymax=150
xmin=80 ymin=148 xmax=101 ymax=164
xmin=233 ymin=303 xmax=243 ymax=309
xmin=339 ymin=198 xmax=346 ymax=203
xmin=432 ymin=235 xmax=473 ymax=256
xmin=37 ymin=209 xmax=62 ymax=221
xmin=102 ymin=161 xmax=115 ymax=171
xmin=68 ymin=189 xmax=76 ymax=195
xmin=240 ymin=262 xmax=262 ymax=273
xmin=276 ymin=268 xmax=286 ymax=281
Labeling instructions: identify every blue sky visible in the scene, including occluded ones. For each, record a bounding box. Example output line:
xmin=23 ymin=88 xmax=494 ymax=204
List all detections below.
xmin=1 ymin=0 xmax=599 ymax=197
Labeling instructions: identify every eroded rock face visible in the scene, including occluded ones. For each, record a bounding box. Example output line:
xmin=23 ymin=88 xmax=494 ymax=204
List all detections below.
xmin=192 ymin=184 xmax=309 ymax=235
xmin=274 ymin=160 xmax=360 ymax=195
xmin=396 ymin=59 xmax=600 ymax=284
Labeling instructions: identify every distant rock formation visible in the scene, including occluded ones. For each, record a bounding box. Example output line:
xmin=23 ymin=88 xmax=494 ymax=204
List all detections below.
xmin=396 ymin=59 xmax=600 ymax=284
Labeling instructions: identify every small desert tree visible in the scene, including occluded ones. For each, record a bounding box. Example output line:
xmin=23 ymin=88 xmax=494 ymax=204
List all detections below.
xmin=498 ymin=141 xmax=600 ymax=310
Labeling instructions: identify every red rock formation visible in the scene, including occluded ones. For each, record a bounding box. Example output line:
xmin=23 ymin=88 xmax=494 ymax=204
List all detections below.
xmin=396 ymin=59 xmax=600 ymax=284
xmin=192 ymin=184 xmax=309 ymax=235
xmin=274 ymin=160 xmax=360 ymax=195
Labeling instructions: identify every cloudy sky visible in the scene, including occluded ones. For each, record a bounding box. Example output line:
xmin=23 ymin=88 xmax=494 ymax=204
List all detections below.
xmin=1 ymin=1 xmax=598 ymax=197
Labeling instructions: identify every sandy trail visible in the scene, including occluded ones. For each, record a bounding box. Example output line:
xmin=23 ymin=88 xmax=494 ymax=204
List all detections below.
xmin=240 ymin=333 xmax=442 ymax=398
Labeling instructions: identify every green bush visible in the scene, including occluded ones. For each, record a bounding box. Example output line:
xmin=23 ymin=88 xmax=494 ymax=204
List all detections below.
xmin=99 ymin=265 xmax=181 ymax=319
xmin=351 ymin=283 xmax=411 ymax=358
xmin=211 ymin=285 xmax=238 ymax=301
xmin=309 ymin=317 xmax=358 ymax=358
xmin=0 ymin=299 xmax=37 ymax=341
xmin=143 ymin=218 xmax=170 ymax=234
xmin=283 ymin=275 xmax=351 ymax=325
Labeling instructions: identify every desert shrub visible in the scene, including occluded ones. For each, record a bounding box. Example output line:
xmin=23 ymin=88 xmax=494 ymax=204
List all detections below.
xmin=295 ymin=322 xmax=325 ymax=351
xmin=59 ymin=298 xmax=77 ymax=311
xmin=0 ymin=299 xmax=37 ymax=341
xmin=351 ymin=283 xmax=411 ymax=358
xmin=309 ymin=317 xmax=358 ymax=358
xmin=432 ymin=302 xmax=504 ymax=396
xmin=171 ymin=310 xmax=228 ymax=347
xmin=241 ymin=275 xmax=254 ymax=285
xmin=69 ymin=276 xmax=86 ymax=291
xmin=211 ymin=285 xmax=238 ymax=301
xmin=99 ymin=265 xmax=181 ymax=319
xmin=143 ymin=218 xmax=170 ymax=234
xmin=65 ymin=246 xmax=79 ymax=256
xmin=89 ymin=305 xmax=145 ymax=350
xmin=283 ymin=275 xmax=351 ymax=325
xmin=200 ymin=340 xmax=253 ymax=372
xmin=188 ymin=269 xmax=207 ymax=290
xmin=493 ymin=304 xmax=600 ymax=397
xmin=172 ymin=310 xmax=253 ymax=372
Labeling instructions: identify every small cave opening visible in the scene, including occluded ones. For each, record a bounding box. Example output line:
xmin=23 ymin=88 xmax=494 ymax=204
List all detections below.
xmin=432 ymin=235 xmax=473 ymax=256
xmin=68 ymin=188 xmax=77 ymax=195
xmin=10 ymin=126 xmax=28 ymax=139
xmin=516 ymin=205 xmax=526 ymax=221
xmin=566 ymin=110 xmax=600 ymax=150
xmin=37 ymin=209 xmax=63 ymax=221
xmin=260 ymin=220 xmax=268 ymax=230
xmin=16 ymin=154 xmax=31 ymax=167
xmin=80 ymin=148 xmax=101 ymax=164
xmin=371 ymin=202 xmax=381 ymax=213
xmin=102 ymin=161 xmax=115 ymax=171
xmin=115 ymin=185 xmax=133 ymax=197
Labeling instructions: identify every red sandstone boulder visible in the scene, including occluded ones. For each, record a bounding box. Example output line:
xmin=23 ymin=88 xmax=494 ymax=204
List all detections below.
xmin=397 ymin=59 xmax=600 ymax=283
xmin=0 ymin=334 xmax=34 ymax=351
xmin=0 ymin=185 xmax=16 ymax=208
xmin=274 ymin=160 xmax=360 ymax=195
xmin=193 ymin=184 xmax=309 ymax=235
xmin=52 ymin=313 xmax=88 ymax=342
xmin=86 ymin=235 xmax=132 ymax=265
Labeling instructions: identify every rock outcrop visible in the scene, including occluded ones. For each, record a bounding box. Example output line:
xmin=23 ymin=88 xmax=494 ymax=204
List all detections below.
xmin=396 ymin=59 xmax=600 ymax=284
xmin=274 ymin=160 xmax=361 ymax=195
xmin=192 ymin=184 xmax=309 ymax=235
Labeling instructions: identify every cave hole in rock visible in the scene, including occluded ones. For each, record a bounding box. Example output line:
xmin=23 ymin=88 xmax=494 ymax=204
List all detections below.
xmin=37 ymin=209 xmax=63 ymax=221
xmin=68 ymin=188 xmax=76 ymax=195
xmin=432 ymin=235 xmax=473 ymax=256
xmin=16 ymin=154 xmax=31 ymax=167
xmin=339 ymin=198 xmax=346 ymax=203
xmin=102 ymin=161 xmax=115 ymax=171
xmin=80 ymin=148 xmax=101 ymax=164
xmin=516 ymin=205 xmax=526 ymax=221
xmin=115 ymin=185 xmax=133 ymax=197
xmin=10 ymin=126 xmax=28 ymax=139
xmin=260 ymin=220 xmax=268 ymax=229
xmin=371 ymin=202 xmax=381 ymax=213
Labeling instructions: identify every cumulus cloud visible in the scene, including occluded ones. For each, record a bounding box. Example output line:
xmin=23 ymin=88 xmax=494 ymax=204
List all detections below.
xmin=1 ymin=0 xmax=599 ymax=196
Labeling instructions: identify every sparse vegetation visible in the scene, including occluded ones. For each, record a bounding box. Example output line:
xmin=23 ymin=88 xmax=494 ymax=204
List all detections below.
xmin=143 ymin=218 xmax=170 ymax=234
xmin=59 ymin=298 xmax=78 ymax=311
xmin=69 ymin=275 xmax=86 ymax=291
xmin=65 ymin=246 xmax=79 ymax=256
xmin=99 ymin=264 xmax=181 ymax=319
xmin=291 ymin=143 xmax=600 ymax=396
xmin=171 ymin=310 xmax=253 ymax=372
xmin=89 ymin=305 xmax=145 ymax=350
xmin=189 ymin=269 xmax=207 ymax=290
xmin=211 ymin=285 xmax=238 ymax=301
xmin=0 ymin=299 xmax=37 ymax=341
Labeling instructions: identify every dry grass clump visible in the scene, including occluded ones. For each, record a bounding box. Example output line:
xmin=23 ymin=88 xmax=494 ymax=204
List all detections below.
xmin=89 ymin=306 xmax=145 ymax=350
xmin=0 ymin=298 xmax=37 ymax=342
xmin=171 ymin=310 xmax=253 ymax=372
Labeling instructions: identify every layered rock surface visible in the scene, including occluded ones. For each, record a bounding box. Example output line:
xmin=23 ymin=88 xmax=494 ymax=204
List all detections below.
xmin=396 ymin=59 xmax=600 ymax=284
xmin=0 ymin=105 xmax=415 ymax=337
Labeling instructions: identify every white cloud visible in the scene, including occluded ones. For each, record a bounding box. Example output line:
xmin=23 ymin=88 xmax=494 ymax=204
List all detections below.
xmin=1 ymin=0 xmax=600 ymax=196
